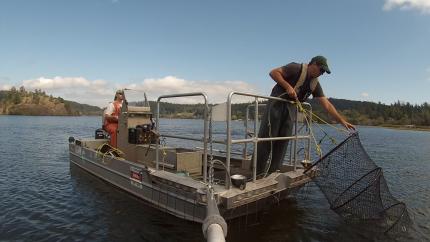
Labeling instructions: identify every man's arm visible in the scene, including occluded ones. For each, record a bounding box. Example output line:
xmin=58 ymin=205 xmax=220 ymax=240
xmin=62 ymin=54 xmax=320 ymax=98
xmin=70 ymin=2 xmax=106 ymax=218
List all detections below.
xmin=270 ymin=67 xmax=297 ymax=100
xmin=314 ymin=96 xmax=355 ymax=130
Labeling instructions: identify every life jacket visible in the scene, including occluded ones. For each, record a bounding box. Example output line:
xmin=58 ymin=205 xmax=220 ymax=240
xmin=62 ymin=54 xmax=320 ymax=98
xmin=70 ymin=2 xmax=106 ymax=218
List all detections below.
xmin=293 ymin=63 xmax=319 ymax=101
xmin=103 ymin=101 xmax=122 ymax=128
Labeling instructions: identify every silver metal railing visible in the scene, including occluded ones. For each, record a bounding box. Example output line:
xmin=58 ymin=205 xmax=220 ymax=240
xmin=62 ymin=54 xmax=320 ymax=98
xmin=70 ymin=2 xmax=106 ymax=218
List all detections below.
xmin=225 ymin=92 xmax=312 ymax=187
xmin=155 ymin=91 xmax=312 ymax=189
xmin=156 ymin=92 xmax=210 ymax=182
xmin=247 ymin=105 xmax=313 ymax=166
xmin=243 ymin=103 xmax=266 ymax=160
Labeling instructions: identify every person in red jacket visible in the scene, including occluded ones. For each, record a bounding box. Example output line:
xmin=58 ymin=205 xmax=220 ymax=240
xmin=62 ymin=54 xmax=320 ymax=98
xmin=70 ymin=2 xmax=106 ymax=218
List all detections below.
xmin=104 ymin=90 xmax=124 ymax=147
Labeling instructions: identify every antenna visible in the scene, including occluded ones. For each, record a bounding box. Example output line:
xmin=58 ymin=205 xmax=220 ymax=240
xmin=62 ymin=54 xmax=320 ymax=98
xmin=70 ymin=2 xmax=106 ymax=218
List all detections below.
xmin=144 ymin=93 xmax=149 ymax=107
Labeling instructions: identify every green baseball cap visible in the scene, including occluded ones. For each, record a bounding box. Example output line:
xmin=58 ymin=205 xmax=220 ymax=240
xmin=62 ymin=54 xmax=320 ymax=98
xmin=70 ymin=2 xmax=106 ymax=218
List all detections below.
xmin=311 ymin=55 xmax=331 ymax=74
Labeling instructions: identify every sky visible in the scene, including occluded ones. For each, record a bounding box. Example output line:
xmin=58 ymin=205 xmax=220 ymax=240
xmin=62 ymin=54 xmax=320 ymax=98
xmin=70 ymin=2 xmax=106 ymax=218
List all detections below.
xmin=0 ymin=0 xmax=429 ymax=107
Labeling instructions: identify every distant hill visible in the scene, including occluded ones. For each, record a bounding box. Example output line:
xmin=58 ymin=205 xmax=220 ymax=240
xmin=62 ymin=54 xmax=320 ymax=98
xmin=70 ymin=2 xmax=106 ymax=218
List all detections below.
xmin=0 ymin=87 xmax=102 ymax=116
xmin=2 ymin=87 xmax=429 ymax=127
xmin=308 ymin=98 xmax=430 ymax=127
xmin=133 ymin=98 xmax=430 ymax=127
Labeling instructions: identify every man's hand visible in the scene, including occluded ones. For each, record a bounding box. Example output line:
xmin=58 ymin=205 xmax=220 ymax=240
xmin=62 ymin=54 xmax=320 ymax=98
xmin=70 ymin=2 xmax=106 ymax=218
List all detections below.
xmin=269 ymin=67 xmax=297 ymax=100
xmin=341 ymin=120 xmax=356 ymax=131
xmin=286 ymin=86 xmax=298 ymax=100
xmin=316 ymin=97 xmax=356 ymax=131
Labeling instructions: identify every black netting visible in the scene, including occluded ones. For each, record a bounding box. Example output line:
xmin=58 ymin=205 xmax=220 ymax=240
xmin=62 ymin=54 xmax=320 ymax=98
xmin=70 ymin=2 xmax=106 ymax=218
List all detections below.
xmin=304 ymin=132 xmax=411 ymax=234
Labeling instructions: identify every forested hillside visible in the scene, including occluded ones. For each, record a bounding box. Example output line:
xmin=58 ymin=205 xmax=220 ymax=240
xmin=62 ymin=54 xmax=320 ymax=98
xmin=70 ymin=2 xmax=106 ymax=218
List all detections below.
xmin=309 ymin=98 xmax=430 ymax=126
xmin=0 ymin=87 xmax=102 ymax=116
xmin=136 ymin=98 xmax=430 ymax=127
xmin=2 ymin=86 xmax=429 ymax=127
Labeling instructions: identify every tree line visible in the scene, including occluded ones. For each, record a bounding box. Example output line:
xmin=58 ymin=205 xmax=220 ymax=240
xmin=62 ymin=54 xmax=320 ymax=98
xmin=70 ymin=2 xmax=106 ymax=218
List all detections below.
xmin=2 ymin=86 xmax=429 ymax=126
xmin=0 ymin=86 xmax=55 ymax=104
xmin=137 ymin=98 xmax=430 ymax=127
xmin=309 ymin=98 xmax=430 ymax=127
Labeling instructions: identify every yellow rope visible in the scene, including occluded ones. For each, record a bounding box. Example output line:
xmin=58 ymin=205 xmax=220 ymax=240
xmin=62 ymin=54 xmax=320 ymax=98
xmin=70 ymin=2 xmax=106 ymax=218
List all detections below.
xmin=302 ymin=107 xmax=349 ymax=134
xmin=297 ymin=102 xmax=323 ymax=157
xmin=96 ymin=143 xmax=125 ymax=163
xmin=284 ymin=93 xmax=347 ymax=134
xmin=260 ymin=95 xmax=345 ymax=160
xmin=95 ymin=143 xmax=107 ymax=158
xmin=294 ymin=100 xmax=345 ymax=157
xmin=313 ymin=121 xmax=338 ymax=145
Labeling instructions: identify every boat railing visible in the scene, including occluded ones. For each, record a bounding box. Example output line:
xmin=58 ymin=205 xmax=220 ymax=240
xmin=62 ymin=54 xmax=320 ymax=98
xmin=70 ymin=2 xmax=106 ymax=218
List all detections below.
xmin=220 ymin=92 xmax=312 ymax=188
xmin=155 ymin=91 xmax=312 ymax=188
xmin=243 ymin=102 xmax=312 ymax=165
xmin=156 ymin=92 xmax=210 ymax=182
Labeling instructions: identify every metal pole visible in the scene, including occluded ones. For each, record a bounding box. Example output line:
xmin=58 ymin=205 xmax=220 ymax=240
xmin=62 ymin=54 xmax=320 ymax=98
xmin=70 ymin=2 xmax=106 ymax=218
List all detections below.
xmin=156 ymin=100 xmax=160 ymax=170
xmin=244 ymin=103 xmax=266 ymax=160
xmin=253 ymin=97 xmax=258 ymax=182
xmin=231 ymin=135 xmax=310 ymax=144
xmin=160 ymin=134 xmax=204 ymax=142
xmin=202 ymin=189 xmax=227 ymax=242
xmin=289 ymin=137 xmax=293 ymax=165
xmin=225 ymin=92 xmax=233 ymax=189
xmin=156 ymin=92 xmax=209 ymax=174
xmin=306 ymin=106 xmax=312 ymax=162
xmin=203 ymin=96 xmax=209 ymax=183
xmin=207 ymin=224 xmax=225 ymax=242
xmin=293 ymin=105 xmax=298 ymax=171
xmin=244 ymin=106 xmax=249 ymax=159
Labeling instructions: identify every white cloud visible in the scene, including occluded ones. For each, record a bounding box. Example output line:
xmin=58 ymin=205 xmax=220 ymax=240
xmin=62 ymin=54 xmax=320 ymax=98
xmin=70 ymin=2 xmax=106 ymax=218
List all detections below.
xmin=23 ymin=76 xmax=106 ymax=90
xmin=21 ymin=76 xmax=112 ymax=106
xmin=0 ymin=84 xmax=13 ymax=90
xmin=11 ymin=76 xmax=257 ymax=107
xmin=121 ymin=76 xmax=257 ymax=104
xmin=383 ymin=0 xmax=430 ymax=14
xmin=361 ymin=92 xmax=369 ymax=98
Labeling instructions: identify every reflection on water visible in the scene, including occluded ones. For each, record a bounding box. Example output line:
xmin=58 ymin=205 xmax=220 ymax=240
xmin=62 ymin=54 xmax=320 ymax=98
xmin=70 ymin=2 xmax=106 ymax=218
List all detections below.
xmin=0 ymin=116 xmax=428 ymax=241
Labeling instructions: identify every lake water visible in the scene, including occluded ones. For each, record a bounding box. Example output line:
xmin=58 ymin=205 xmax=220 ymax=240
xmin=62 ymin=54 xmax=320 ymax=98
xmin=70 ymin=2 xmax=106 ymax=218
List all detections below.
xmin=0 ymin=116 xmax=429 ymax=241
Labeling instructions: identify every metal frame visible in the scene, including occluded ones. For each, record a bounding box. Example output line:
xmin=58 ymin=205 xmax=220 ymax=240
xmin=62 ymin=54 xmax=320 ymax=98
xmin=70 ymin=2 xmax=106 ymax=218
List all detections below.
xmin=155 ymin=91 xmax=313 ymax=189
xmin=243 ymin=103 xmax=266 ymax=160
xmin=156 ymin=92 xmax=209 ymax=182
xmin=226 ymin=92 xmax=313 ymax=187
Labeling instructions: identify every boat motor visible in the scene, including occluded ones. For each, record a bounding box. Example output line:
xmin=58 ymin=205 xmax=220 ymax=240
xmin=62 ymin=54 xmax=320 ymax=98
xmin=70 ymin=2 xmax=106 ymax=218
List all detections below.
xmin=95 ymin=128 xmax=106 ymax=139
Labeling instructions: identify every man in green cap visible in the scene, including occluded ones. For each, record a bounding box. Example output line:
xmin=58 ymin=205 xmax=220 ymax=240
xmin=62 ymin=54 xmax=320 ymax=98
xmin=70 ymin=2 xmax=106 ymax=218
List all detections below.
xmin=255 ymin=56 xmax=355 ymax=176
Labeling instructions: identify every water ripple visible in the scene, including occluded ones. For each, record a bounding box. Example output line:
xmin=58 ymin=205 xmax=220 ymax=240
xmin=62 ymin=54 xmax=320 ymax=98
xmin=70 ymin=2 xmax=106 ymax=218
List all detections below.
xmin=0 ymin=116 xmax=428 ymax=241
